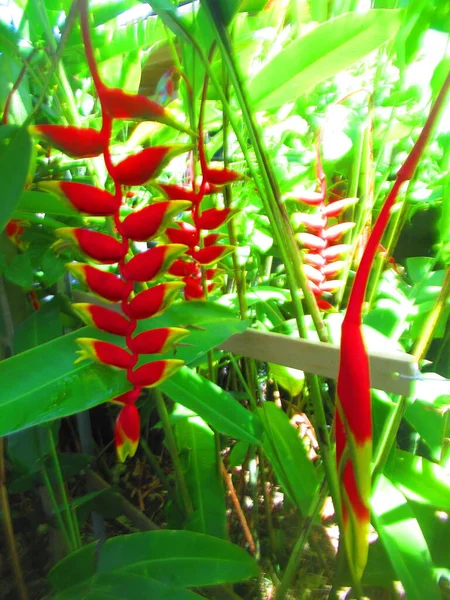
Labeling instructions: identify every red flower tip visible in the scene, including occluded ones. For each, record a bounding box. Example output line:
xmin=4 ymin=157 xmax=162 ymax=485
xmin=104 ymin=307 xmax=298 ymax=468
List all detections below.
xmin=120 ymin=201 xmax=191 ymax=242
xmin=125 ymin=281 xmax=184 ymax=320
xmin=204 ymin=233 xmax=226 ymax=247
xmin=128 ymin=359 xmax=184 ymax=388
xmin=188 ymin=245 xmax=235 ymax=266
xmin=285 ymin=190 xmax=324 ymax=205
xmin=296 ymin=232 xmax=327 ymax=250
xmin=127 ymin=327 xmax=189 ymax=355
xmin=203 ymin=166 xmax=243 ymax=187
xmin=55 ymin=228 xmax=127 ymax=264
xmin=72 ymin=303 xmax=133 ymax=337
xmin=112 ymin=145 xmax=191 ymax=186
xmin=156 ymin=183 xmax=202 ymax=204
xmin=40 ymin=181 xmax=120 ymax=216
xmin=194 ymin=207 xmax=236 ymax=230
xmin=166 ymin=221 xmax=200 ymax=247
xmin=167 ymin=259 xmax=199 ymax=278
xmin=67 ymin=263 xmax=130 ymax=302
xmin=75 ymin=338 xmax=134 ymax=370
xmin=121 ymin=244 xmax=187 ymax=282
xmin=115 ymin=404 xmax=140 ymax=462
xmin=111 ymin=388 xmax=141 ymax=405
xmin=30 ymin=125 xmax=105 ymax=158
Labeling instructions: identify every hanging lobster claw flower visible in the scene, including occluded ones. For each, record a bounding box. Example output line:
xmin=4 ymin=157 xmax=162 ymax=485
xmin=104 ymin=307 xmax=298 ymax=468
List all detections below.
xmin=120 ymin=201 xmax=191 ymax=242
xmin=114 ymin=403 xmax=140 ymax=462
xmin=156 ymin=183 xmax=202 ymax=204
xmin=75 ymin=338 xmax=134 ymax=369
xmin=112 ymin=145 xmax=191 ymax=186
xmin=121 ymin=244 xmax=187 ymax=282
xmin=125 ymin=281 xmax=184 ymax=320
xmin=303 ymin=264 xmax=325 ymax=285
xmin=127 ymin=327 xmax=189 ymax=355
xmin=128 ymin=359 xmax=184 ymax=387
xmin=111 ymin=388 xmax=141 ymax=406
xmin=72 ymin=303 xmax=133 ymax=337
xmin=30 ymin=125 xmax=105 ymax=158
xmin=194 ymin=207 xmax=236 ymax=230
xmin=55 ymin=228 xmax=127 ymax=264
xmin=294 ymin=212 xmax=327 ymax=231
xmin=5 ymin=219 xmax=29 ymax=250
xmin=39 ymin=181 xmax=120 ymax=216
xmin=166 ymin=222 xmax=200 ymax=247
xmin=303 ymin=253 xmax=326 ymax=268
xmin=100 ymin=87 xmax=193 ymax=135
xmin=285 ymin=190 xmax=324 ymax=205
xmin=188 ymin=245 xmax=235 ymax=266
xmin=322 ymin=261 xmax=346 ymax=277
xmin=67 ymin=263 xmax=131 ymax=302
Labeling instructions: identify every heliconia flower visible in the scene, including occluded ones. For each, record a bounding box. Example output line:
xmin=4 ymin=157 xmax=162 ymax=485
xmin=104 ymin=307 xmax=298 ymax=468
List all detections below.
xmin=127 ymin=359 xmax=184 ymax=387
xmin=322 ymin=261 xmax=346 ymax=277
xmin=39 ymin=181 xmax=120 ymax=216
xmin=202 ymin=166 xmax=242 ymax=187
xmin=323 ymin=222 xmax=355 ymax=242
xmin=307 ymin=280 xmax=321 ymax=295
xmin=156 ymin=182 xmax=202 ymax=204
xmin=125 ymin=281 xmax=185 ymax=320
xmin=317 ymin=299 xmax=334 ymax=311
xmin=323 ymin=197 xmax=358 ymax=217
xmin=203 ymin=233 xmax=225 ymax=247
xmin=55 ymin=228 xmax=127 ymax=264
xmin=111 ymin=145 xmax=190 ymax=186
xmin=320 ymin=279 xmax=344 ymax=292
xmin=121 ymin=244 xmax=187 ymax=282
xmin=115 ymin=403 xmax=140 ymax=462
xmin=167 ymin=259 xmax=199 ymax=278
xmin=296 ymin=232 xmax=327 ymax=250
xmin=30 ymin=125 xmax=105 ymax=158
xmin=194 ymin=207 xmax=236 ymax=230
xmin=205 ymin=267 xmax=224 ymax=280
xmin=72 ymin=303 xmax=133 ymax=337
xmin=75 ymin=338 xmax=134 ymax=369
xmin=100 ymin=87 xmax=192 ymax=135
xmin=322 ymin=244 xmax=352 ymax=261
xmin=303 ymin=264 xmax=325 ymax=284
xmin=127 ymin=327 xmax=189 ymax=354
xmin=294 ymin=212 xmax=327 ymax=231
xmin=111 ymin=388 xmax=141 ymax=406
xmin=183 ymin=277 xmax=206 ymax=301
xmin=188 ymin=245 xmax=235 ymax=266
xmin=166 ymin=221 xmax=200 ymax=247
xmin=120 ymin=201 xmax=191 ymax=242
xmin=67 ymin=263 xmax=131 ymax=302
xmin=304 ymin=253 xmax=326 ymax=268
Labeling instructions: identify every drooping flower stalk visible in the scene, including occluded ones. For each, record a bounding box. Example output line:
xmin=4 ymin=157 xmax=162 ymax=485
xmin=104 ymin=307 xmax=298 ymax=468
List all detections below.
xmin=336 ymin=71 xmax=450 ymax=582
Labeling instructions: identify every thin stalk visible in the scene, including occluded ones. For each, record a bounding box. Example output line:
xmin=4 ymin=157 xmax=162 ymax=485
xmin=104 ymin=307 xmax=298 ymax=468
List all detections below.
xmin=40 ymin=460 xmax=73 ymax=553
xmin=140 ymin=439 xmax=183 ymax=514
xmin=0 ymin=439 xmax=29 ymax=600
xmin=154 ymin=389 xmax=194 ymax=518
xmin=258 ymin=452 xmax=277 ymax=560
xmin=46 ymin=427 xmax=81 ymax=550
xmin=221 ymin=462 xmax=256 ymax=554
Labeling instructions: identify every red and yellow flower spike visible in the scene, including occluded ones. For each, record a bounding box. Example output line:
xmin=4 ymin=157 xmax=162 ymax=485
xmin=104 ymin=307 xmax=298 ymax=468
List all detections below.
xmin=115 ymin=404 xmax=140 ymax=463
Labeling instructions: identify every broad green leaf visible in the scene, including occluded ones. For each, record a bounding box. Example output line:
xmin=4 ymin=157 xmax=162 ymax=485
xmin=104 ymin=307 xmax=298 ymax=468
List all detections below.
xmin=405 ymin=400 xmax=446 ymax=461
xmin=173 ymin=409 xmax=227 ymax=538
xmin=161 ymin=367 xmax=263 ymax=444
xmin=17 ymin=190 xmax=78 ymax=216
xmin=258 ymin=402 xmax=318 ymax=514
xmin=229 ymin=440 xmax=249 ymax=469
xmin=54 ymin=572 xmax=203 ymax=600
xmin=13 ymin=297 xmax=63 ymax=354
xmin=269 ymin=363 xmax=304 ymax=397
xmin=0 ymin=126 xmax=32 ymax=233
xmin=50 ymin=542 xmax=97 ymax=591
xmin=4 ymin=252 xmax=33 ymax=289
xmin=248 ymin=10 xmax=401 ymax=111
xmin=97 ymin=530 xmax=259 ymax=586
xmin=386 ymin=450 xmax=450 ymax=511
xmin=371 ymin=475 xmax=441 ymax=600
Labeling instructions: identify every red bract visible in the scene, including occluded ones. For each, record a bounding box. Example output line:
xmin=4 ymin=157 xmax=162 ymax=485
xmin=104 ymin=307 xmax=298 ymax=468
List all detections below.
xmin=128 ymin=359 xmax=184 ymax=387
xmin=194 ymin=207 xmax=235 ymax=230
xmin=75 ymin=338 xmax=134 ymax=369
xmin=56 ymin=228 xmax=127 ymax=263
xmin=41 ymin=181 xmax=120 ymax=216
xmin=167 ymin=259 xmax=198 ymax=277
xmin=72 ymin=303 xmax=133 ymax=337
xmin=166 ymin=222 xmax=200 ymax=247
xmin=112 ymin=145 xmax=190 ymax=186
xmin=67 ymin=263 xmax=130 ymax=302
xmin=202 ymin=166 xmax=242 ymax=187
xmin=121 ymin=244 xmax=187 ymax=282
xmin=125 ymin=282 xmax=184 ymax=320
xmin=30 ymin=125 xmax=105 ymax=158
xmin=115 ymin=403 xmax=140 ymax=462
xmin=189 ymin=245 xmax=234 ymax=266
xmin=127 ymin=327 xmax=189 ymax=354
xmin=120 ymin=201 xmax=191 ymax=242
xmin=157 ymin=183 xmax=202 ymax=204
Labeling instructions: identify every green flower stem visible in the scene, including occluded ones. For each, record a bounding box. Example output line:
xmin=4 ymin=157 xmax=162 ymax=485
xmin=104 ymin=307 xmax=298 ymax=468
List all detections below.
xmin=154 ymin=389 xmax=194 ymax=518
xmin=47 ymin=427 xmax=81 ymax=550
xmin=140 ymin=438 xmax=183 ymax=515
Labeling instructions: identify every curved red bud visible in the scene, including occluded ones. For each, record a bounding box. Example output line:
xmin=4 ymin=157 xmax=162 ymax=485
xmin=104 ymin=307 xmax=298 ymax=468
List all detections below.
xmin=194 ymin=208 xmax=235 ymax=230
xmin=75 ymin=338 xmax=134 ymax=369
xmin=121 ymin=244 xmax=187 ymax=282
xmin=317 ymin=299 xmax=334 ymax=311
xmin=128 ymin=359 xmax=184 ymax=387
xmin=183 ymin=277 xmax=206 ymax=301
xmin=101 ymin=88 xmax=192 ymax=134
xmin=287 ymin=190 xmax=324 ymax=205
xmin=126 ymin=281 xmax=184 ymax=320
xmin=156 ymin=183 xmax=202 ymax=204
xmin=166 ymin=222 xmax=200 ymax=247
xmin=112 ymin=145 xmax=190 ymax=186
xmin=320 ymin=279 xmax=344 ymax=292
xmin=203 ymin=233 xmax=225 ymax=247
xmin=168 ymin=259 xmax=200 ymax=278
xmin=323 ymin=222 xmax=355 ymax=242
xmin=40 ymin=181 xmax=120 ymax=216
xmin=56 ymin=228 xmax=127 ymax=264
xmin=203 ymin=166 xmax=242 ymax=187
xmin=127 ymin=327 xmax=189 ymax=354
xmin=111 ymin=388 xmax=141 ymax=406
xmin=188 ymin=245 xmax=234 ymax=266
xmin=67 ymin=263 xmax=130 ymax=302
xmin=296 ymin=232 xmax=326 ymax=250
xmin=323 ymin=197 xmax=358 ymax=217
xmin=30 ymin=125 xmax=105 ymax=158
xmin=72 ymin=303 xmax=133 ymax=337
xmin=120 ymin=201 xmax=191 ymax=242
xmin=115 ymin=403 xmax=140 ymax=462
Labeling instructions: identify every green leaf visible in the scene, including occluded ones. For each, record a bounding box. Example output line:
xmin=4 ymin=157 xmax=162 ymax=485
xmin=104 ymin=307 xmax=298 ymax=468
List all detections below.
xmin=161 ymin=367 xmax=263 ymax=444
xmin=386 ymin=450 xmax=450 ymax=511
xmin=13 ymin=297 xmax=63 ymax=354
xmin=0 ymin=127 xmax=31 ymax=233
xmin=173 ymin=409 xmax=227 ymax=538
xmin=371 ymin=475 xmax=441 ymax=600
xmin=269 ymin=363 xmax=304 ymax=397
xmin=17 ymin=190 xmax=78 ymax=216
xmin=229 ymin=440 xmax=249 ymax=469
xmin=50 ymin=542 xmax=97 ymax=591
xmin=4 ymin=252 xmax=33 ymax=289
xmin=248 ymin=10 xmax=402 ymax=111
xmin=97 ymin=530 xmax=259 ymax=586
xmin=258 ymin=402 xmax=319 ymax=514
xmin=405 ymin=400 xmax=446 ymax=461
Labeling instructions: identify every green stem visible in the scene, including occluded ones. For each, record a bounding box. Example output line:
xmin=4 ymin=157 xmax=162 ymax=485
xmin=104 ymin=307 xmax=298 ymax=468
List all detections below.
xmin=154 ymin=389 xmax=194 ymax=518
xmin=40 ymin=459 xmax=73 ymax=553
